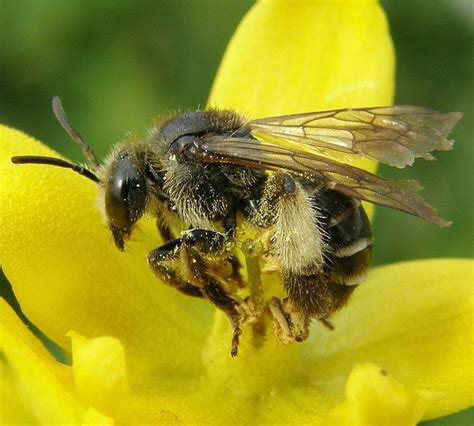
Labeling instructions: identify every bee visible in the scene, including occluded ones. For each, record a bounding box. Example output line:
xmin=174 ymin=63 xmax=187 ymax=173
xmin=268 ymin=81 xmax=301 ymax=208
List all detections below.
xmin=12 ymin=97 xmax=461 ymax=356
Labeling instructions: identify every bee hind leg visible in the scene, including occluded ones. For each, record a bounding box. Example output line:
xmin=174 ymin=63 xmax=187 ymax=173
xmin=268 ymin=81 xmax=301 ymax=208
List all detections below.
xmin=268 ymin=272 xmax=355 ymax=345
xmin=282 ymin=270 xmax=357 ymax=338
xmin=267 ymin=297 xmax=310 ymax=345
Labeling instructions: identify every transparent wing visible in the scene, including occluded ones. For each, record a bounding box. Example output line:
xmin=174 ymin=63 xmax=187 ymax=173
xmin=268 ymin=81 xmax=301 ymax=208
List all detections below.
xmin=248 ymin=106 xmax=462 ymax=168
xmin=195 ymin=136 xmax=450 ymax=227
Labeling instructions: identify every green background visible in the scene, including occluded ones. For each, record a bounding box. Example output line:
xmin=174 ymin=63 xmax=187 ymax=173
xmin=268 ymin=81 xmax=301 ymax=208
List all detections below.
xmin=1 ymin=1 xmax=472 ymax=424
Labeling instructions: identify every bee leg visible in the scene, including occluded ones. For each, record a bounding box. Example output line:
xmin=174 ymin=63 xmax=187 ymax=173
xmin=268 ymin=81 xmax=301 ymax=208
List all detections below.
xmin=283 ymin=270 xmax=357 ymax=337
xmin=147 ymin=229 xmax=231 ymax=293
xmin=180 ymin=228 xmax=228 ymax=253
xmin=204 ymin=278 xmax=256 ymax=357
xmin=156 ymin=214 xmax=174 ymax=242
xmin=319 ymin=318 xmax=335 ymax=330
xmin=228 ymin=255 xmax=246 ymax=288
xmin=200 ymin=279 xmax=244 ymax=357
xmin=268 ymin=297 xmax=309 ymax=345
xmin=263 ymin=172 xmax=339 ymax=343
xmin=147 ymin=239 xmax=204 ymax=298
xmin=180 ymin=229 xmax=257 ymax=356
xmin=181 ymin=229 xmax=244 ymax=289
xmin=149 ymin=229 xmax=256 ymax=355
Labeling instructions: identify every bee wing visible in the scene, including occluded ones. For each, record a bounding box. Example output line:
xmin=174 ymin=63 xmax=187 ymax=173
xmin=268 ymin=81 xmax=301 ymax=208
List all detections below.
xmin=196 ymin=136 xmax=450 ymax=227
xmin=248 ymin=106 xmax=462 ymax=168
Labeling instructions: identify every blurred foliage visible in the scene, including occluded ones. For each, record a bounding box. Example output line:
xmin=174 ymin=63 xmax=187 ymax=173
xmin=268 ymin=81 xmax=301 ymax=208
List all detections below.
xmin=376 ymin=0 xmax=474 ymax=265
xmin=1 ymin=1 xmax=472 ymax=423
xmin=0 ymin=0 xmax=253 ymax=159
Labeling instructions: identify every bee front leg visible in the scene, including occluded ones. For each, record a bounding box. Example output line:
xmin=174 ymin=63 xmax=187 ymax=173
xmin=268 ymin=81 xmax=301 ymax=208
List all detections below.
xmin=147 ymin=239 xmax=205 ymax=298
xmin=180 ymin=229 xmax=257 ymax=356
xmin=148 ymin=229 xmax=254 ymax=356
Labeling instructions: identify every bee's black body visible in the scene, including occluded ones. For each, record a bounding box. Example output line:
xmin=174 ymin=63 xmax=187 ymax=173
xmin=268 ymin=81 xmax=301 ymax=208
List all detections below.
xmin=13 ymin=99 xmax=458 ymax=355
xmin=141 ymin=110 xmax=373 ymax=339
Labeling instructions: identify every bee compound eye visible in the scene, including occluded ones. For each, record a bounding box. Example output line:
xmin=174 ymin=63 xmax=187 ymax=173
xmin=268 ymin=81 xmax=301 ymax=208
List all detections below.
xmin=105 ymin=154 xmax=147 ymax=233
xmin=105 ymin=172 xmax=131 ymax=230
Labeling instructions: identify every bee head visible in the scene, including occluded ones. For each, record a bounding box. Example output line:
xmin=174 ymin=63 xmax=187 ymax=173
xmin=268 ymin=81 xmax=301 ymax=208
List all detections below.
xmin=11 ymin=97 xmax=152 ymax=252
xmin=104 ymin=149 xmax=147 ymax=251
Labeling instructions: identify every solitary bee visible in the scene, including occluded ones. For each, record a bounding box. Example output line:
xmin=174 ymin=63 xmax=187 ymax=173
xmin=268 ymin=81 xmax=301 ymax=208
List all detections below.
xmin=12 ymin=97 xmax=461 ymax=356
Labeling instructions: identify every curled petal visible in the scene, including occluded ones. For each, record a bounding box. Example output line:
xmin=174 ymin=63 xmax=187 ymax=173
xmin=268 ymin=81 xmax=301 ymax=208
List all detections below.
xmin=69 ymin=331 xmax=129 ymax=418
xmin=325 ymin=363 xmax=427 ymax=425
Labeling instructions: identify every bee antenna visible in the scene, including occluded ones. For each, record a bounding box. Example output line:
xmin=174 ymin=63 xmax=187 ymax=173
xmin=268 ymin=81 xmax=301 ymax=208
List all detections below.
xmin=52 ymin=96 xmax=100 ymax=170
xmin=11 ymin=155 xmax=100 ymax=183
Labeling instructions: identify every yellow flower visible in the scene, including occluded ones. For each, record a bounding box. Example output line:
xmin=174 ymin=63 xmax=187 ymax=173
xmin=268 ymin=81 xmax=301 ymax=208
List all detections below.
xmin=1 ymin=0 xmax=472 ymax=424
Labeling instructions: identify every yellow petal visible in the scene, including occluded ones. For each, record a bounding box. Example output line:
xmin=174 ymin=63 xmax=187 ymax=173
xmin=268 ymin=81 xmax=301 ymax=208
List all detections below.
xmin=307 ymin=258 xmax=474 ymax=420
xmin=119 ymin=261 xmax=471 ymax=425
xmin=209 ymin=0 xmax=394 ymax=118
xmin=2 ymin=1 xmax=468 ymax=424
xmin=81 ymin=408 xmax=114 ymax=426
xmin=325 ymin=363 xmax=427 ymax=426
xmin=0 ymin=299 xmax=83 ymax=423
xmin=0 ymin=125 xmax=210 ymax=384
xmin=69 ymin=331 xmax=129 ymax=418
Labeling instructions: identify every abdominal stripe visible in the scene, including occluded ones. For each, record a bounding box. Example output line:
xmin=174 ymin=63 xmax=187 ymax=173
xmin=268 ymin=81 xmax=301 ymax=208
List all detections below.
xmin=334 ymin=237 xmax=373 ymax=258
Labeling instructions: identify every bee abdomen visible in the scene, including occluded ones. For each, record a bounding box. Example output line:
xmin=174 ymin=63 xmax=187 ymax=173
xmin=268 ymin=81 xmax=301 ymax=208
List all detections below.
xmin=329 ymin=244 xmax=372 ymax=286
xmin=315 ymin=189 xmax=373 ymax=287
